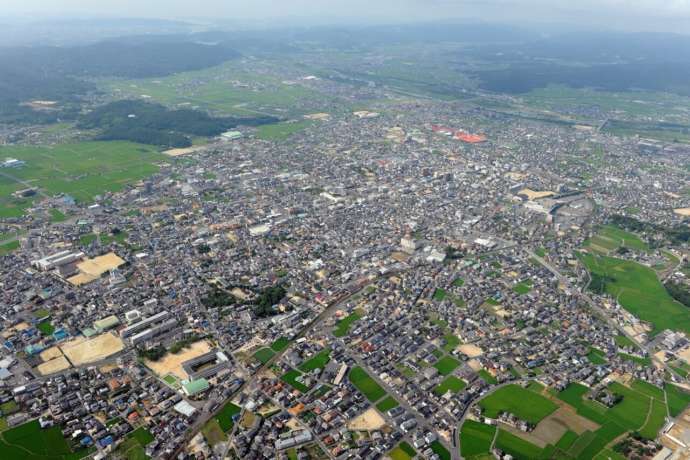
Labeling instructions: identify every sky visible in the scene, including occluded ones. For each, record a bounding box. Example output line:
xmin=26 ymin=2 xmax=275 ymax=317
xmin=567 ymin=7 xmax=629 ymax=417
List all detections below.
xmin=2 ymin=0 xmax=690 ymax=33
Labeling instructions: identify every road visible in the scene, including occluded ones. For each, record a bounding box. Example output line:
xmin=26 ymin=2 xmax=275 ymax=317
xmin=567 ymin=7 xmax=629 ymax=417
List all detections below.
xmin=170 ymin=274 xmax=389 ymax=458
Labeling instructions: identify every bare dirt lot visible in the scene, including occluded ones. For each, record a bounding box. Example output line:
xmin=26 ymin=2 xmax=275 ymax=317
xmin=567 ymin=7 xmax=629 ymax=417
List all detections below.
xmin=145 ymin=340 xmax=212 ymax=380
xmin=37 ymin=356 xmax=71 ymax=375
xmin=459 ymin=344 xmax=483 ymax=358
xmin=60 ymin=333 xmax=125 ymax=365
xmin=348 ymin=408 xmax=387 ymax=431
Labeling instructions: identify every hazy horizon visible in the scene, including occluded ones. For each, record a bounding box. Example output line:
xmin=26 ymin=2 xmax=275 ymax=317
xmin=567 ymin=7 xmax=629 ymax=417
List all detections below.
xmin=2 ymin=0 xmax=690 ymax=34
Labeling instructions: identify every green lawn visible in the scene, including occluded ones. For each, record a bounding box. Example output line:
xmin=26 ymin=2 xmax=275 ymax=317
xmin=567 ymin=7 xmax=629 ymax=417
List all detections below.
xmin=460 ymin=420 xmax=496 ymax=458
xmin=479 ymin=384 xmax=558 ymax=424
xmin=253 ymin=347 xmax=275 ymax=364
xmin=299 ymin=349 xmax=331 ymax=372
xmin=0 ymin=142 xmax=166 ymax=218
xmin=434 ymin=376 xmax=467 ymax=396
xmin=349 ymin=366 xmax=386 ymax=402
xmin=333 ymin=309 xmax=363 ymax=337
xmin=281 ymin=369 xmax=310 ymax=393
xmin=433 ymin=356 xmax=461 ymax=376
xmin=580 ymin=252 xmax=690 ymax=336
xmin=375 ymin=396 xmax=399 ymax=412
xmin=215 ymin=402 xmax=241 ymax=432
xmin=128 ymin=428 xmax=154 ymax=447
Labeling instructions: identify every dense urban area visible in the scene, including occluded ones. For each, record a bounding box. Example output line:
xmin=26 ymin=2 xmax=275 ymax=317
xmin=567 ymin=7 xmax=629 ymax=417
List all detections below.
xmin=2 ymin=19 xmax=690 ymax=460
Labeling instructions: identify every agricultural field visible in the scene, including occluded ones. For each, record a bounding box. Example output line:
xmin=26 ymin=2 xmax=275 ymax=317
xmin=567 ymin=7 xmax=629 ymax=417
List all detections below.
xmin=253 ymin=347 xmax=275 ymax=364
xmin=586 ymin=347 xmax=607 ymax=365
xmin=215 ymin=402 xmax=241 ymax=432
xmin=281 ymin=369 xmax=310 ymax=393
xmin=0 ymin=141 xmax=166 ymax=219
xmin=550 ymin=380 xmax=678 ymax=459
xmin=479 ymin=384 xmax=558 ymax=424
xmin=0 ymin=419 xmax=93 ymax=460
xmin=665 ymin=383 xmax=690 ymax=417
xmin=388 ymin=441 xmax=417 ymax=460
xmin=348 ymin=366 xmax=386 ymax=402
xmin=433 ymin=356 xmax=461 ymax=376
xmin=375 ymin=396 xmax=399 ymax=412
xmin=270 ymin=337 xmax=290 ymax=352
xmin=583 ymin=225 xmax=649 ymax=254
xmin=579 ymin=252 xmax=690 ymax=335
xmin=513 ymin=280 xmax=533 ymax=295
xmin=495 ymin=429 xmax=555 ymax=460
xmin=460 ymin=420 xmax=496 ymax=458
xmin=104 ymin=62 xmax=339 ymax=117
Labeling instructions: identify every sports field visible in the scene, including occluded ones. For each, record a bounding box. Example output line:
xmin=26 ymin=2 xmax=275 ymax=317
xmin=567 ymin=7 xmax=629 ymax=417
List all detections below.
xmin=579 ymin=252 xmax=690 ymax=335
xmin=0 ymin=141 xmax=165 ymax=218
xmin=479 ymin=384 xmax=558 ymax=424
xmin=60 ymin=333 xmax=125 ymax=366
xmin=349 ymin=366 xmax=386 ymax=402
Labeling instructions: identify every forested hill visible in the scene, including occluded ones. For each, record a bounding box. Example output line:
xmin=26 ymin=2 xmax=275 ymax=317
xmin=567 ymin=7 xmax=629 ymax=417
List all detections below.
xmin=79 ymin=100 xmax=279 ymax=148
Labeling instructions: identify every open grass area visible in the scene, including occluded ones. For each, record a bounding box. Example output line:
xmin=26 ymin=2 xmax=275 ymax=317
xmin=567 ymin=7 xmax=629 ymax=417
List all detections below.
xmin=479 ymin=384 xmax=558 ymax=424
xmin=201 ymin=419 xmax=227 ymax=446
xmin=349 ymin=366 xmax=386 ymax=402
xmin=433 ymin=356 xmax=461 ymax=376
xmin=0 ymin=419 xmax=93 ymax=460
xmin=442 ymin=333 xmax=461 ymax=352
xmin=614 ymin=334 xmax=636 ymax=349
xmin=37 ymin=321 xmax=55 ymax=336
xmin=452 ymin=277 xmax=465 ymax=287
xmin=0 ymin=240 xmax=20 ymax=255
xmin=299 ymin=349 xmax=331 ymax=372
xmin=587 ymin=347 xmax=607 ymax=365
xmin=281 ymin=369 xmax=310 ymax=393
xmin=430 ymin=441 xmax=451 ymax=460
xmin=478 ymin=369 xmax=498 ymax=384
xmin=513 ymin=280 xmax=533 ymax=295
xmin=460 ymin=419 xmax=496 ymax=458
xmin=270 ymin=337 xmax=290 ymax=352
xmin=333 ymin=309 xmax=363 ymax=337
xmin=666 ymin=383 xmax=690 ymax=417
xmin=580 ymin=252 xmax=690 ymax=336
xmin=433 ymin=288 xmax=448 ymax=301
xmin=375 ymin=396 xmax=399 ymax=412
xmin=215 ymin=402 xmax=241 ymax=432
xmin=584 ymin=225 xmax=648 ymax=254
xmin=434 ymin=376 xmax=467 ymax=396
xmin=256 ymin=121 xmax=311 ymax=141
xmin=49 ymin=208 xmax=67 ymax=223
xmin=389 ymin=441 xmax=416 ymax=460
xmin=0 ymin=142 xmax=166 ymax=219
xmin=253 ymin=347 xmax=275 ymax=364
